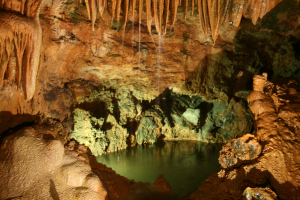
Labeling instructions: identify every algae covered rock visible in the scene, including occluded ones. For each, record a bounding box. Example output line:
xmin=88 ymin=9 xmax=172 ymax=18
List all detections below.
xmin=71 ymin=108 xmax=128 ymax=156
xmin=71 ymin=108 xmax=108 ymax=156
xmin=183 ymin=108 xmax=200 ymax=126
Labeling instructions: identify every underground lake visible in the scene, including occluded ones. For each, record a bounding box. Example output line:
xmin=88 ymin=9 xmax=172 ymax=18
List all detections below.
xmin=96 ymin=140 xmax=223 ymax=199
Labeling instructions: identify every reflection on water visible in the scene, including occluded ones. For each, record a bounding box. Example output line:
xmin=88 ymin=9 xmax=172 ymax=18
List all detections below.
xmin=97 ymin=140 xmax=222 ymax=199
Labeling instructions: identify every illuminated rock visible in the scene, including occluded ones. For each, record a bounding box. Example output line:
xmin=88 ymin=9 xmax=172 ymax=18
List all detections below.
xmin=219 ymin=133 xmax=262 ymax=168
xmin=243 ymin=187 xmax=278 ymax=200
xmin=0 ymin=125 xmax=107 ymax=199
xmin=0 ymin=0 xmax=44 ymax=99
xmin=188 ymin=74 xmax=300 ymax=199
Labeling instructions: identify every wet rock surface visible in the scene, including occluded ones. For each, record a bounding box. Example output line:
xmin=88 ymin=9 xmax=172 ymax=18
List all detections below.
xmin=219 ymin=133 xmax=262 ymax=168
xmin=243 ymin=187 xmax=278 ymax=200
xmin=187 ymin=74 xmax=300 ymax=200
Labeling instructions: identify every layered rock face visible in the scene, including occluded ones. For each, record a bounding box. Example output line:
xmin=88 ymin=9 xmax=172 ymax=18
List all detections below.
xmin=187 ymin=74 xmax=300 ymax=200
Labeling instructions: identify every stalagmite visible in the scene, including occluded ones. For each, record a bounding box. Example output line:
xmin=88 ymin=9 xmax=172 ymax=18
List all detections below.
xmin=163 ymin=0 xmax=169 ymax=34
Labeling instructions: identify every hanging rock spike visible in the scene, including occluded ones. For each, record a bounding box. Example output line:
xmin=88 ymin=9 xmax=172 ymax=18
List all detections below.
xmin=115 ymin=0 xmax=122 ymax=21
xmin=85 ymin=0 xmax=91 ymax=20
xmin=152 ymin=0 xmax=160 ymax=35
xmin=181 ymin=0 xmax=188 ymax=19
xmin=111 ymin=0 xmax=117 ymax=19
xmin=170 ymin=0 xmax=179 ymax=26
xmin=14 ymin=32 xmax=29 ymax=88
xmin=197 ymin=0 xmax=206 ymax=35
xmin=158 ymin=0 xmax=164 ymax=34
xmin=146 ymin=0 xmax=152 ymax=33
xmin=91 ymin=0 xmax=97 ymax=31
xmin=163 ymin=0 xmax=169 ymax=34
xmin=192 ymin=0 xmax=194 ymax=15
xmin=138 ymin=0 xmax=143 ymax=23
xmin=132 ymin=0 xmax=137 ymax=19
xmin=122 ymin=0 xmax=130 ymax=28
xmin=0 ymin=38 xmax=12 ymax=87
xmin=98 ymin=0 xmax=106 ymax=17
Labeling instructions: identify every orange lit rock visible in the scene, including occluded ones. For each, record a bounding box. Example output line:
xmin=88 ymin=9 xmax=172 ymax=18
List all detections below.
xmin=187 ymin=74 xmax=300 ymax=200
xmin=243 ymin=187 xmax=278 ymax=200
xmin=152 ymin=174 xmax=172 ymax=192
xmin=219 ymin=133 xmax=262 ymax=168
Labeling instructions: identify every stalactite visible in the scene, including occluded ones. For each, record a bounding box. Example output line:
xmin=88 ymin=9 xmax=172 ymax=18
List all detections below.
xmin=138 ymin=0 xmax=143 ymax=23
xmin=170 ymin=0 xmax=179 ymax=26
xmin=23 ymin=33 xmax=33 ymax=100
xmin=146 ymin=0 xmax=152 ymax=33
xmin=231 ymin=0 xmax=245 ymax=27
xmin=98 ymin=0 xmax=106 ymax=17
xmin=0 ymin=0 xmax=4 ymax=9
xmin=132 ymin=0 xmax=137 ymax=19
xmin=207 ymin=0 xmax=219 ymax=43
xmin=197 ymin=0 xmax=205 ymax=34
xmin=122 ymin=0 xmax=129 ymax=28
xmin=0 ymin=38 xmax=12 ymax=87
xmin=24 ymin=0 xmax=34 ymax=17
xmin=21 ymin=0 xmax=26 ymax=14
xmin=181 ymin=0 xmax=188 ymax=19
xmin=163 ymin=0 xmax=169 ymax=34
xmin=115 ymin=0 xmax=122 ymax=21
xmin=111 ymin=0 xmax=117 ymax=19
xmin=91 ymin=0 xmax=97 ymax=31
xmin=85 ymin=0 xmax=91 ymax=20
xmin=192 ymin=0 xmax=194 ymax=15
xmin=200 ymin=0 xmax=209 ymax=35
xmin=152 ymin=0 xmax=159 ymax=34
xmin=158 ymin=0 xmax=164 ymax=34
xmin=14 ymin=32 xmax=28 ymax=88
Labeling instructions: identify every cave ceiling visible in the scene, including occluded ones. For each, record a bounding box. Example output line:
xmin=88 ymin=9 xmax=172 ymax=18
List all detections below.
xmin=0 ymin=0 xmax=300 ymax=132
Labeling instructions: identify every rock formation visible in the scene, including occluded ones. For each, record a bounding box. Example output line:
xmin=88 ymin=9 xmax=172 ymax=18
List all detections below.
xmin=0 ymin=0 xmax=300 ymax=199
xmin=0 ymin=0 xmax=43 ymax=100
xmin=0 ymin=125 xmax=107 ymax=199
xmin=187 ymin=74 xmax=300 ymax=200
xmin=79 ymin=0 xmax=285 ymax=43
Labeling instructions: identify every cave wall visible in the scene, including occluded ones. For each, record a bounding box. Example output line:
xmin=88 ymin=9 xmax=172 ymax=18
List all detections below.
xmin=0 ymin=0 xmax=300 ymax=154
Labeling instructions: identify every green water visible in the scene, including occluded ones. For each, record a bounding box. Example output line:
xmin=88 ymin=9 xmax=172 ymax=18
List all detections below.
xmin=97 ymin=140 xmax=222 ymax=199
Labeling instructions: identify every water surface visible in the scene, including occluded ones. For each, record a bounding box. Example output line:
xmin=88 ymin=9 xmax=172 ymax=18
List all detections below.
xmin=97 ymin=140 xmax=222 ymax=199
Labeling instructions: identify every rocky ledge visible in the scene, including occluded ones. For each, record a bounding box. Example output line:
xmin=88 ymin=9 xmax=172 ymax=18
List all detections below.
xmin=187 ymin=74 xmax=300 ymax=200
